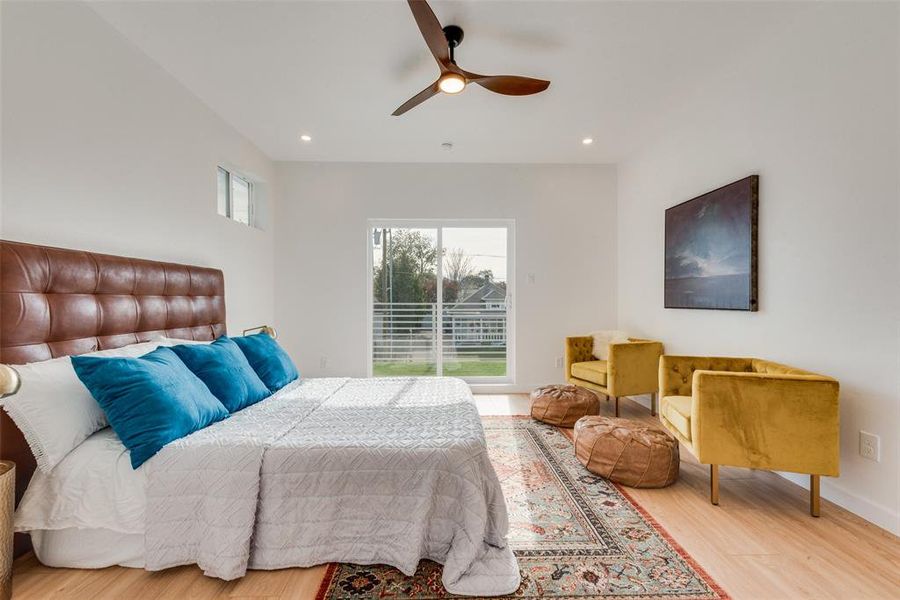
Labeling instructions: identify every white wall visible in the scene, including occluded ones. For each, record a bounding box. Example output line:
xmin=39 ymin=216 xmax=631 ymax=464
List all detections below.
xmin=5 ymin=0 xmax=896 ymax=535
xmin=275 ymin=163 xmax=616 ymax=390
xmin=1 ymin=1 xmax=276 ymax=334
xmin=616 ymin=3 xmax=900 ymax=534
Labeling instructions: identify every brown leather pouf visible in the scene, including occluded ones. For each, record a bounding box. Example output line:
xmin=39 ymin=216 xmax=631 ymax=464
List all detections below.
xmin=574 ymin=416 xmax=679 ymax=488
xmin=530 ymin=384 xmax=599 ymax=427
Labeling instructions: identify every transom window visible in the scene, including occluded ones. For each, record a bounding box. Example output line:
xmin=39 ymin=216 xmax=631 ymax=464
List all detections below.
xmin=217 ymin=166 xmax=253 ymax=226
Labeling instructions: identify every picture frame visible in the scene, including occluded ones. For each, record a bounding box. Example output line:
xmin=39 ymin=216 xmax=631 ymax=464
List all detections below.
xmin=664 ymin=175 xmax=758 ymax=311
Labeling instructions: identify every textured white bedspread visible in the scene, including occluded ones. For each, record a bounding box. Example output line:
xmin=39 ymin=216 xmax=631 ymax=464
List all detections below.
xmin=144 ymin=377 xmax=519 ymax=596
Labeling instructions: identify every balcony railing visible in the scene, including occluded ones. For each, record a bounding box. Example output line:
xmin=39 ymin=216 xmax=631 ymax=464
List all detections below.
xmin=372 ymin=302 xmax=507 ymax=378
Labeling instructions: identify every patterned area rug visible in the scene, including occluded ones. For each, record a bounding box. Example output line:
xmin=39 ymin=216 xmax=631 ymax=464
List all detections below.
xmin=316 ymin=416 xmax=727 ymax=599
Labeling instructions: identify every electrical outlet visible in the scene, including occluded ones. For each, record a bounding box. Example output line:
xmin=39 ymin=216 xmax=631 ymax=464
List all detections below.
xmin=859 ymin=431 xmax=880 ymax=462
xmin=320 ymin=356 xmax=328 ymax=370
xmin=555 ymin=357 xmax=563 ymax=368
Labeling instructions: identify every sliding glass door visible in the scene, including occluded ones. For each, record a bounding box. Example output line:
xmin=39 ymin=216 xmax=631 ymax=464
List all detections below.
xmin=368 ymin=220 xmax=514 ymax=383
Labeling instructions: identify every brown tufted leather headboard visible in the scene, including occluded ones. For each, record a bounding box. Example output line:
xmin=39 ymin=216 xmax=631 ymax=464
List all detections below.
xmin=0 ymin=240 xmax=226 ymax=555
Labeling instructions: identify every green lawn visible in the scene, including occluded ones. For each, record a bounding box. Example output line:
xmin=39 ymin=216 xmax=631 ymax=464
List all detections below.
xmin=373 ymin=361 xmax=506 ymax=377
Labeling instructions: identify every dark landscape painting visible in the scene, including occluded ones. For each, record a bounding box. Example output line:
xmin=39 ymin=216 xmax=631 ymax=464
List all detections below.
xmin=665 ymin=176 xmax=758 ymax=311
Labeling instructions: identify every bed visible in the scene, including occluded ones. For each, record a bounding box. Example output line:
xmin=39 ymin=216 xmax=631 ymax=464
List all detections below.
xmin=0 ymin=240 xmax=519 ymax=597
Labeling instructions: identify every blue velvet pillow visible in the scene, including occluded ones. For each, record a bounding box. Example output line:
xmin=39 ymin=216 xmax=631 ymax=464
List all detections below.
xmin=232 ymin=333 xmax=299 ymax=392
xmin=170 ymin=337 xmax=271 ymax=413
xmin=71 ymin=347 xmax=229 ymax=469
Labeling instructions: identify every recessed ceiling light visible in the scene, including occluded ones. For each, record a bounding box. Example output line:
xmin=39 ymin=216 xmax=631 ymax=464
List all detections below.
xmin=582 ymin=137 xmax=593 ymax=145
xmin=300 ymin=134 xmax=312 ymax=142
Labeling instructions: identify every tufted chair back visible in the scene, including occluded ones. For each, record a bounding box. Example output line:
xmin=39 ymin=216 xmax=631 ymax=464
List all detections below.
xmin=659 ymin=356 xmax=755 ymax=397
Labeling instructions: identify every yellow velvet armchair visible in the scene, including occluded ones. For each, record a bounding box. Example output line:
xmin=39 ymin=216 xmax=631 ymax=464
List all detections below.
xmin=565 ymin=336 xmax=664 ymax=417
xmin=658 ymin=356 xmax=840 ymax=516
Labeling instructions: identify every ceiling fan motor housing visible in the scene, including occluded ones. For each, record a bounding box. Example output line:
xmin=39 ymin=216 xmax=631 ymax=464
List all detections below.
xmin=443 ymin=25 xmax=464 ymax=48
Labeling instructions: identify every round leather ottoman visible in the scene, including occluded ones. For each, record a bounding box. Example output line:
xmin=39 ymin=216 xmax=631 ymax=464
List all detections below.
xmin=574 ymin=416 xmax=679 ymax=488
xmin=530 ymin=384 xmax=599 ymax=427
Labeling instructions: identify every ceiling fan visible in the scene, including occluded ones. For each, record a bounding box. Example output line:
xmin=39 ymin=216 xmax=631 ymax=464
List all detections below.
xmin=392 ymin=0 xmax=551 ymax=116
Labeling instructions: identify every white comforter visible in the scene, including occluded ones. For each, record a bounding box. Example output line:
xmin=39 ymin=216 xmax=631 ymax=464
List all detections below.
xmin=143 ymin=377 xmax=520 ymax=596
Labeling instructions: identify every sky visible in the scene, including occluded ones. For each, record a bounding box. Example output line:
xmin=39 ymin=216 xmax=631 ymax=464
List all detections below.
xmin=442 ymin=227 xmax=508 ymax=282
xmin=373 ymin=226 xmax=508 ymax=282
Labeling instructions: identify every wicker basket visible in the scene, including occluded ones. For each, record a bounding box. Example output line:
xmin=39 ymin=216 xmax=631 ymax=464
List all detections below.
xmin=0 ymin=461 xmax=13 ymax=600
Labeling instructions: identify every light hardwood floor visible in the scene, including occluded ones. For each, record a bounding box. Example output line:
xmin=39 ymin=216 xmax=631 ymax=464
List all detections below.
xmin=11 ymin=394 xmax=900 ymax=599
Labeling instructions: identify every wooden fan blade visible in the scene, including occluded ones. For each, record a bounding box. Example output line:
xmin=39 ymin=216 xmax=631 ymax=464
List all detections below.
xmin=406 ymin=0 xmax=451 ymax=70
xmin=392 ymin=80 xmax=441 ymax=116
xmin=463 ymin=72 xmax=551 ymax=96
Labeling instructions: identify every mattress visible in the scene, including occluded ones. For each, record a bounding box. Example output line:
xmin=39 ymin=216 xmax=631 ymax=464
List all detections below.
xmin=31 ymin=528 xmax=144 ymax=569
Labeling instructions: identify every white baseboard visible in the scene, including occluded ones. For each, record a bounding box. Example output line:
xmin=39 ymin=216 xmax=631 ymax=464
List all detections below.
xmin=469 ymin=382 xmax=542 ymax=395
xmin=779 ymin=471 xmax=900 ymax=535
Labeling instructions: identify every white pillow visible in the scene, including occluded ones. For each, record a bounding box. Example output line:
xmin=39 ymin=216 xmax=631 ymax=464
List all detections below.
xmin=589 ymin=330 xmax=630 ymax=361
xmin=160 ymin=337 xmax=212 ymax=346
xmin=0 ymin=340 xmax=166 ymax=473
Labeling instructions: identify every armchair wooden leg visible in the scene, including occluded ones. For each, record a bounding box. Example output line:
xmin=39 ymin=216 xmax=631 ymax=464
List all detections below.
xmin=710 ymin=464 xmax=719 ymax=505
xmin=611 ymin=395 xmax=619 ymax=417
xmin=810 ymin=475 xmax=820 ymax=517
xmin=650 ymin=392 xmax=657 ymax=417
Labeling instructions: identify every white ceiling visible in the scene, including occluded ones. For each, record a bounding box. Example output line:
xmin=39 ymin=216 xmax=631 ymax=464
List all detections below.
xmin=90 ymin=1 xmax=798 ymax=164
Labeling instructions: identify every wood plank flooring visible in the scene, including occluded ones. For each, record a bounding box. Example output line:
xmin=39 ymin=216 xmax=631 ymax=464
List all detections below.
xmin=11 ymin=394 xmax=900 ymax=599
